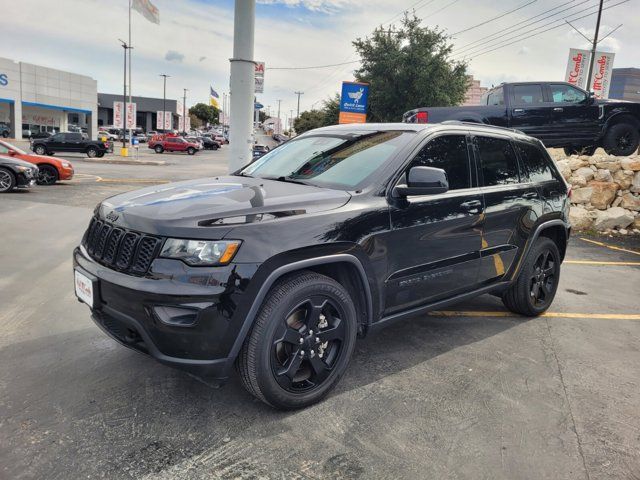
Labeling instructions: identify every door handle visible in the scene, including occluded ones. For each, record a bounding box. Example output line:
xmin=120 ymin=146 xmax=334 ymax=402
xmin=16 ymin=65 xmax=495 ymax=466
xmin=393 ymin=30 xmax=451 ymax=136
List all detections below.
xmin=553 ymin=107 xmax=564 ymax=112
xmin=522 ymin=191 xmax=539 ymax=199
xmin=513 ymin=108 xmax=525 ymax=113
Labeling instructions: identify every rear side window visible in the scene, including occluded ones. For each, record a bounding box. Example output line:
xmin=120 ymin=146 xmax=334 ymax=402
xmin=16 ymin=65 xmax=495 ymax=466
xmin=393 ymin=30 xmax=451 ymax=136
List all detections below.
xmin=68 ymin=133 xmax=83 ymax=141
xmin=411 ymin=135 xmax=471 ymax=190
xmin=512 ymin=84 xmax=544 ymax=104
xmin=475 ymin=136 xmax=519 ymax=186
xmin=516 ymin=142 xmax=555 ymax=182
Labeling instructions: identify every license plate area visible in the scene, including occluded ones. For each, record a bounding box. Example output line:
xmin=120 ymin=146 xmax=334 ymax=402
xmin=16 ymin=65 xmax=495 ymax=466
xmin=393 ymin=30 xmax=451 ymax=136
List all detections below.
xmin=74 ymin=268 xmax=97 ymax=308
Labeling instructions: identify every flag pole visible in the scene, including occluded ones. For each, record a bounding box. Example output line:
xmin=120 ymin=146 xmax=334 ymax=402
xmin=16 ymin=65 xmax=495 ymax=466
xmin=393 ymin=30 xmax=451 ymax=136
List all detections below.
xmin=128 ymin=0 xmax=133 ymax=143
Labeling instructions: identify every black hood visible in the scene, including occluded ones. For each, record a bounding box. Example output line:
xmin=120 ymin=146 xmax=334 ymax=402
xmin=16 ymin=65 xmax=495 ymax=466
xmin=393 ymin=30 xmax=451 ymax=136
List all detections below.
xmin=99 ymin=176 xmax=351 ymax=238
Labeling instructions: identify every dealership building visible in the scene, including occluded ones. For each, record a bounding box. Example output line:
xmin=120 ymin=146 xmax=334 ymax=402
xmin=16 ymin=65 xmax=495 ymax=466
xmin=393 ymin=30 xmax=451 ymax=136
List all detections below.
xmin=609 ymin=68 xmax=640 ymax=102
xmin=97 ymin=93 xmax=180 ymax=132
xmin=0 ymin=56 xmax=97 ymax=140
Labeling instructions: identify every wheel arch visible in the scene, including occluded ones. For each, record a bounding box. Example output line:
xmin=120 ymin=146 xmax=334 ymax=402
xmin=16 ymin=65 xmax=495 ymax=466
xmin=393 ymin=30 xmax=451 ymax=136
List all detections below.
xmin=604 ymin=111 xmax=640 ymax=131
xmin=225 ymin=254 xmax=374 ymax=371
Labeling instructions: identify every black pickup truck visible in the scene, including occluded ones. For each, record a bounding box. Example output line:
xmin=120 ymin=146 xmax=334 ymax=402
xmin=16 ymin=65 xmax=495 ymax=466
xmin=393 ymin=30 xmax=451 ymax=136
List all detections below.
xmin=403 ymin=81 xmax=640 ymax=156
xmin=31 ymin=132 xmax=113 ymax=158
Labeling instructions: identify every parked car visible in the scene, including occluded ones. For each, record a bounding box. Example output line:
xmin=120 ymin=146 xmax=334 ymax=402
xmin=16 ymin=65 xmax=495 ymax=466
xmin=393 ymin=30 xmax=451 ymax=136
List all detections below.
xmin=0 ymin=139 xmax=73 ymax=185
xmin=200 ymin=136 xmax=219 ymax=150
xmin=22 ymin=127 xmax=32 ymax=139
xmin=31 ymin=132 xmax=112 ymax=158
xmin=73 ymin=122 xmax=570 ymax=409
xmin=148 ymin=135 xmax=199 ymax=155
xmin=403 ymin=81 xmax=640 ymax=156
xmin=0 ymin=155 xmax=38 ymax=192
xmin=252 ymin=144 xmax=269 ymax=158
xmin=0 ymin=122 xmax=10 ymax=138
xmin=185 ymin=136 xmax=204 ymax=149
xmin=98 ymin=130 xmax=118 ymax=141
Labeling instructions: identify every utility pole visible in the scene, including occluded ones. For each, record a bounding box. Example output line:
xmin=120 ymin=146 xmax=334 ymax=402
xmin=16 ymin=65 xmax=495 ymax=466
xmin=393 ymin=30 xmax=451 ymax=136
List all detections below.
xmin=128 ymin=0 xmax=133 ymax=144
xmin=294 ymin=91 xmax=304 ymax=120
xmin=229 ymin=0 xmax=256 ymax=172
xmin=182 ymin=88 xmax=188 ymax=135
xmin=160 ymin=74 xmax=169 ymax=133
xmin=585 ymin=0 xmax=604 ymax=93
xmin=276 ymin=99 xmax=281 ymax=134
xmin=118 ymin=39 xmax=131 ymax=154
xmin=289 ymin=109 xmax=294 ymax=138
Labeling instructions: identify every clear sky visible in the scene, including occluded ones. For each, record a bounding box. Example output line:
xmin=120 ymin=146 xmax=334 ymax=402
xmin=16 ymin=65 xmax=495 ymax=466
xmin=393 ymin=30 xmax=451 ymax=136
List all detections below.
xmin=2 ymin=0 xmax=638 ymax=120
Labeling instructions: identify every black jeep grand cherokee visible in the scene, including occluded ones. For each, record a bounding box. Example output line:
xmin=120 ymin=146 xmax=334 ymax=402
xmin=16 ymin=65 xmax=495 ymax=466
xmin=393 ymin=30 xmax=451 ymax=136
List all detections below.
xmin=74 ymin=122 xmax=570 ymax=409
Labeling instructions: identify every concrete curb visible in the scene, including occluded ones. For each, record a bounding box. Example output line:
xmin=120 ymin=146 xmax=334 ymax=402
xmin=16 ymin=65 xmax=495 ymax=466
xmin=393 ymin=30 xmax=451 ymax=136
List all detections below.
xmin=79 ymin=158 xmax=167 ymax=166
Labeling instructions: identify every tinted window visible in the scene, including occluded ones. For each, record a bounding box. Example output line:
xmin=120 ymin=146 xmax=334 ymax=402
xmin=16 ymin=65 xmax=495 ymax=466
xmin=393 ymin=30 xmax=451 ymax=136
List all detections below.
xmin=516 ymin=142 xmax=555 ymax=182
xmin=487 ymin=87 xmax=504 ymax=106
xmin=67 ymin=133 xmax=83 ymax=141
xmin=51 ymin=133 xmax=65 ymax=141
xmin=549 ymin=84 xmax=587 ymax=103
xmin=476 ymin=136 xmax=519 ymax=186
xmin=411 ymin=135 xmax=471 ymax=190
xmin=512 ymin=85 xmax=544 ymax=104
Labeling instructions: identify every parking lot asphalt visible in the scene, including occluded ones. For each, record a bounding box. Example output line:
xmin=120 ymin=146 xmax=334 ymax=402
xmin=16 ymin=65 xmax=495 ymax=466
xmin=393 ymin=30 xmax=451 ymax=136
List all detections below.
xmin=1 ymin=154 xmax=639 ymax=479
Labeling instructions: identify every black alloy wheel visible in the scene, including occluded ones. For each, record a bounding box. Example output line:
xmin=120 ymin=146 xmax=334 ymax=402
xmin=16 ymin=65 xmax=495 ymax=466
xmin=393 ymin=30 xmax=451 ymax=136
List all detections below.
xmin=36 ymin=164 xmax=58 ymax=185
xmin=529 ymin=249 xmax=557 ymax=308
xmin=0 ymin=167 xmax=16 ymax=193
xmin=271 ymin=297 xmax=347 ymax=393
xmin=238 ymin=271 xmax=357 ymax=409
xmin=603 ymin=122 xmax=640 ymax=156
xmin=34 ymin=145 xmax=47 ymax=155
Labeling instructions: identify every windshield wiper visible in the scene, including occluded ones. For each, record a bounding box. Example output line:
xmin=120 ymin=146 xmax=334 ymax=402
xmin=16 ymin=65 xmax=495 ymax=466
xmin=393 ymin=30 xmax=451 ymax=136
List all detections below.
xmin=263 ymin=176 xmax=313 ymax=186
xmin=234 ymin=172 xmax=253 ymax=178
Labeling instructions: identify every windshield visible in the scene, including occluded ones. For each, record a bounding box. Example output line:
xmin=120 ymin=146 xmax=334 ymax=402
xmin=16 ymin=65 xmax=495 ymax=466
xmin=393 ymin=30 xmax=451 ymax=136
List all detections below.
xmin=0 ymin=141 xmax=26 ymax=155
xmin=239 ymin=131 xmax=411 ymax=189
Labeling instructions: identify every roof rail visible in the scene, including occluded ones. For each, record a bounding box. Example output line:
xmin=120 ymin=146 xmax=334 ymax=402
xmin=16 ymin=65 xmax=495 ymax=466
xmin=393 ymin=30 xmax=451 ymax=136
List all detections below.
xmin=438 ymin=120 xmax=525 ymax=136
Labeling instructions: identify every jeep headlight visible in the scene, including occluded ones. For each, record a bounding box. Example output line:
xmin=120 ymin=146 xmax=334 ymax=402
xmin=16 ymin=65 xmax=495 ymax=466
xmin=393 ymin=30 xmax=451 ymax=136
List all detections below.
xmin=160 ymin=239 xmax=241 ymax=266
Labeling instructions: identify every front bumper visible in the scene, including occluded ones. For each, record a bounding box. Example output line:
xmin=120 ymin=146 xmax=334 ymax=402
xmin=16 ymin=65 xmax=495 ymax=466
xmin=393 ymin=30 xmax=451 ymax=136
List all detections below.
xmin=16 ymin=169 xmax=37 ymax=188
xmin=60 ymin=166 xmax=74 ymax=181
xmin=73 ymin=246 xmax=260 ymax=381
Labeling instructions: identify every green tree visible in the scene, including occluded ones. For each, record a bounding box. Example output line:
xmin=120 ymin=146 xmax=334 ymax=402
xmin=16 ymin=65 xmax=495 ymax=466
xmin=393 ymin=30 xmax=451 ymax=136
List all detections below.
xmin=353 ymin=14 xmax=468 ymax=122
xmin=321 ymin=93 xmax=340 ymax=126
xmin=294 ymin=109 xmax=327 ymax=134
xmin=189 ymin=103 xmax=219 ymax=125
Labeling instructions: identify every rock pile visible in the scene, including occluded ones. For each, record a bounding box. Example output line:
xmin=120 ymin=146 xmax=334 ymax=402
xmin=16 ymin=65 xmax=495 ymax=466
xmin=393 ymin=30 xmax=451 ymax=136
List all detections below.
xmin=549 ymin=149 xmax=640 ymax=234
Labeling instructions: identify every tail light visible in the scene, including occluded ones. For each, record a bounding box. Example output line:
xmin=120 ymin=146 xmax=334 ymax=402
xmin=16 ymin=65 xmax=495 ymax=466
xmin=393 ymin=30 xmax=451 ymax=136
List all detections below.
xmin=415 ymin=111 xmax=428 ymax=123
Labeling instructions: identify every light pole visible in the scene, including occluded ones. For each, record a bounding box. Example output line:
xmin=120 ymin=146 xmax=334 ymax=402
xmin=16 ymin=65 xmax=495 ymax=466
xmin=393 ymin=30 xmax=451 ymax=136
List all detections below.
xmin=118 ymin=39 xmax=132 ymax=154
xmin=182 ymin=88 xmax=188 ymax=135
xmin=294 ymin=91 xmax=304 ymax=120
xmin=160 ymin=74 xmax=169 ymax=133
xmin=289 ymin=109 xmax=294 ymax=138
xmin=229 ymin=0 xmax=256 ymax=172
xmin=276 ymin=99 xmax=282 ymax=134
xmin=585 ymin=0 xmax=604 ymax=92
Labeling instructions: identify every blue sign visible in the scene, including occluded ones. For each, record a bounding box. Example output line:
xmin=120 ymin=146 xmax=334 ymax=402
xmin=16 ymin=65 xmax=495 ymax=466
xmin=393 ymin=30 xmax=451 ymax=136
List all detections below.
xmin=0 ymin=74 xmax=8 ymax=87
xmin=132 ymin=137 xmax=139 ymax=146
xmin=254 ymin=102 xmax=264 ymax=110
xmin=339 ymin=82 xmax=369 ymax=114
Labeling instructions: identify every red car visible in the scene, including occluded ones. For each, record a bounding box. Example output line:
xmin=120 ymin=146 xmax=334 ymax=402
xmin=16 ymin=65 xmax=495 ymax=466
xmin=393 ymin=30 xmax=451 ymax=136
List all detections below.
xmin=148 ymin=135 xmax=199 ymax=155
xmin=0 ymin=139 xmax=74 ymax=185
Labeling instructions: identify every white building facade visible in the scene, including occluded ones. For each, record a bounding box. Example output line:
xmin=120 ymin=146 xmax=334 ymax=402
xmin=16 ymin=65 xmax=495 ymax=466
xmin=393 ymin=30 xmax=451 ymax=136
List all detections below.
xmin=0 ymin=57 xmax=97 ymax=140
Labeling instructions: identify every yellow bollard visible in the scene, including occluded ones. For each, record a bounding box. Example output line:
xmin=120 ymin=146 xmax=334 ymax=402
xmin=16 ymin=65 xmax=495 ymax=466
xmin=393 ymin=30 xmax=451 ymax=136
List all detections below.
xmin=120 ymin=147 xmax=129 ymax=157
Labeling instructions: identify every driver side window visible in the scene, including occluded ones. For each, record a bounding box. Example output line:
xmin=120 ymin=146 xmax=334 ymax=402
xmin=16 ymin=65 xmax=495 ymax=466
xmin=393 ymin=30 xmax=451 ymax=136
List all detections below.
xmin=410 ymin=135 xmax=471 ymax=190
xmin=550 ymin=84 xmax=587 ymax=103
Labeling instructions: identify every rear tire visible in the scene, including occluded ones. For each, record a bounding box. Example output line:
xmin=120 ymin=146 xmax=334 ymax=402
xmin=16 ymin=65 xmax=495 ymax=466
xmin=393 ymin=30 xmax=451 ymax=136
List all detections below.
xmin=502 ymin=237 xmax=561 ymax=316
xmin=0 ymin=167 xmax=16 ymax=193
xmin=33 ymin=145 xmax=48 ymax=156
xmin=36 ymin=164 xmax=58 ymax=185
xmin=237 ymin=271 xmax=358 ymax=409
xmin=603 ymin=122 xmax=640 ymax=156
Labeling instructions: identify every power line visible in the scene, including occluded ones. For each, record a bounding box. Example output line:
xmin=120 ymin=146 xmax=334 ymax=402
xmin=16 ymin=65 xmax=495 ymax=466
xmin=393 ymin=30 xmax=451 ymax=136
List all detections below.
xmin=454 ymin=0 xmax=583 ymax=53
xmin=462 ymin=0 xmax=629 ymax=59
xmin=455 ymin=0 xmax=604 ymax=57
xmin=450 ymin=0 xmax=537 ymax=36
xmin=419 ymin=0 xmax=461 ymax=18
xmin=267 ymin=60 xmax=361 ymax=71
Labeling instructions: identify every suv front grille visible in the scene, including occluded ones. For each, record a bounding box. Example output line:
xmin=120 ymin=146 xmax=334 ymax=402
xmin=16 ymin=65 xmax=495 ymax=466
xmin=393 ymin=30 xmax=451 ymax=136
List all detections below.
xmin=82 ymin=217 xmax=162 ymax=275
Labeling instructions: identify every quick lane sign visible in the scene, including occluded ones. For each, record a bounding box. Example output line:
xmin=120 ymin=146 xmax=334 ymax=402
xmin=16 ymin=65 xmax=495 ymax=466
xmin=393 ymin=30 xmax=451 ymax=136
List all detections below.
xmin=338 ymin=81 xmax=369 ymax=124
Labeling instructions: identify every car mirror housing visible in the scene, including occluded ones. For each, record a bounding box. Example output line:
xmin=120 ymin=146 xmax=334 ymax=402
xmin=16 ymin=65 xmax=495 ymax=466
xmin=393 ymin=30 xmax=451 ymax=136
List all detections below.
xmin=393 ymin=166 xmax=449 ymax=197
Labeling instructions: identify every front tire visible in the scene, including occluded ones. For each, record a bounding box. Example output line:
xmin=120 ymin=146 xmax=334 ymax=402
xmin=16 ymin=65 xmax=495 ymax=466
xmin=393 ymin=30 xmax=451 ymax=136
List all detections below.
xmin=603 ymin=122 xmax=640 ymax=156
xmin=36 ymin=164 xmax=58 ymax=185
xmin=33 ymin=145 xmax=48 ymax=156
xmin=187 ymin=147 xmax=196 ymax=155
xmin=237 ymin=271 xmax=358 ymax=409
xmin=154 ymin=145 xmax=164 ymax=154
xmin=86 ymin=147 xmax=98 ymax=158
xmin=502 ymin=237 xmax=561 ymax=316
xmin=0 ymin=167 xmax=16 ymax=193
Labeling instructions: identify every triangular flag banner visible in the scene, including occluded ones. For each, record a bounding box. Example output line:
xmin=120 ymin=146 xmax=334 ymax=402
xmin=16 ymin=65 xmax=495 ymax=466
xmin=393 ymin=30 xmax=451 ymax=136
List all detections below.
xmin=210 ymin=86 xmax=219 ymax=99
xmin=133 ymin=0 xmax=160 ymax=24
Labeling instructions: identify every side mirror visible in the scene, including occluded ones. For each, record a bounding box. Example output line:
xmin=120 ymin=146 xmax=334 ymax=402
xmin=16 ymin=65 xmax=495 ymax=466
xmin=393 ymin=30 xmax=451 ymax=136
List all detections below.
xmin=393 ymin=166 xmax=449 ymax=197
xmin=585 ymin=91 xmax=596 ymax=104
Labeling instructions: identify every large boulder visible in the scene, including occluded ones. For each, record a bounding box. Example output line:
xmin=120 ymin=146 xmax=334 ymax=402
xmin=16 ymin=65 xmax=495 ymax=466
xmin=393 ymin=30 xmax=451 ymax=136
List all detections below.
xmin=613 ymin=169 xmax=635 ymax=190
xmin=569 ymin=206 xmax=594 ymax=230
xmin=593 ymin=207 xmax=634 ymax=230
xmin=632 ymin=171 xmax=640 ymax=194
xmin=620 ymin=193 xmax=640 ymax=211
xmin=620 ymin=157 xmax=640 ymax=171
xmin=594 ymin=169 xmax=613 ymax=182
xmin=589 ymin=181 xmax=619 ymax=209
xmin=574 ymin=167 xmax=595 ymax=182
xmin=567 ymin=157 xmax=589 ymax=170
xmin=555 ymin=159 xmax=572 ymax=179
xmin=594 ymin=160 xmax=621 ymax=172
xmin=571 ymin=187 xmax=593 ymax=204
xmin=568 ymin=175 xmax=588 ymax=187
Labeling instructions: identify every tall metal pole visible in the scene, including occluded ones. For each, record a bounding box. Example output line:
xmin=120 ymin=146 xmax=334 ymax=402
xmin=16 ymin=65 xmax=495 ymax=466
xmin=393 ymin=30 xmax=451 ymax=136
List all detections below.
xmin=277 ymin=99 xmax=281 ymax=134
xmin=160 ymin=74 xmax=169 ymax=133
xmin=182 ymin=88 xmax=188 ymax=135
xmin=128 ymin=0 xmax=133 ymax=142
xmin=289 ymin=109 xmax=294 ymax=138
xmin=294 ymin=91 xmax=304 ymax=120
xmin=585 ymin=0 xmax=604 ymax=92
xmin=229 ymin=0 xmax=256 ymax=172
xmin=119 ymin=40 xmax=128 ymax=151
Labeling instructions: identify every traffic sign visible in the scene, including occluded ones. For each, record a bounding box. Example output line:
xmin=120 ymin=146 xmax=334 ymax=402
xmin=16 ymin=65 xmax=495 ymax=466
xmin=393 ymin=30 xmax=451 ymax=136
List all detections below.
xmin=254 ymin=102 xmax=264 ymax=110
